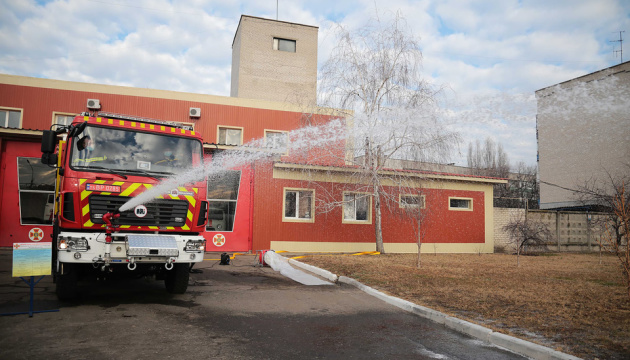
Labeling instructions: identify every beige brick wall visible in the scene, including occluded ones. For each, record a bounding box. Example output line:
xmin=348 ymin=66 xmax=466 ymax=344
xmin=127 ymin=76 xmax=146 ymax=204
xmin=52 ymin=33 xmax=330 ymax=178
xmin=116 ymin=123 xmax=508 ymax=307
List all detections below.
xmin=493 ymin=207 xmax=525 ymax=252
xmin=231 ymin=16 xmax=318 ymax=105
xmin=536 ymin=62 xmax=630 ymax=209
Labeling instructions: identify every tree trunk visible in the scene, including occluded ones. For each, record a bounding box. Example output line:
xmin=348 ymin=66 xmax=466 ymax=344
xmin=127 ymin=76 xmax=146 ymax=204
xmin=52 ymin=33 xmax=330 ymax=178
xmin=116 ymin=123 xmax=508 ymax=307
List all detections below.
xmin=416 ymin=214 xmax=422 ymax=268
xmin=374 ymin=185 xmax=385 ymax=253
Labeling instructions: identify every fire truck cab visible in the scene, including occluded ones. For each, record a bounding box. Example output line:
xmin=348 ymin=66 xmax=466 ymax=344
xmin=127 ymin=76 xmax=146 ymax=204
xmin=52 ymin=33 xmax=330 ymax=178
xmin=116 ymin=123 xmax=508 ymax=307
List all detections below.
xmin=41 ymin=112 xmax=208 ymax=300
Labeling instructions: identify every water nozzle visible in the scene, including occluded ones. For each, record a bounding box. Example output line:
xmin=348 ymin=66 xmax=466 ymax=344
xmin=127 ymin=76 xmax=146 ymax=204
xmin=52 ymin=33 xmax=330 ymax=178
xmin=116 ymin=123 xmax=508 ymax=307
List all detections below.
xmin=102 ymin=211 xmax=121 ymax=227
xmin=103 ymin=211 xmax=121 ymax=244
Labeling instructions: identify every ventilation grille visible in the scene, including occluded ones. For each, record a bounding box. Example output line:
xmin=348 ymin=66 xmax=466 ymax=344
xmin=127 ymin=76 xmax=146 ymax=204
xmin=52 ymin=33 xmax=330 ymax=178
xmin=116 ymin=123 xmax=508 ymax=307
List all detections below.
xmin=89 ymin=195 xmax=188 ymax=227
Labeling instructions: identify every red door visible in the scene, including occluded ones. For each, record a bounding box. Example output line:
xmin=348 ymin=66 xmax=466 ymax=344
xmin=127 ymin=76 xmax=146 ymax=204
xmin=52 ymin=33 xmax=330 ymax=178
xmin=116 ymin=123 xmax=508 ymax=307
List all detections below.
xmin=0 ymin=140 xmax=56 ymax=247
xmin=203 ymin=164 xmax=253 ymax=252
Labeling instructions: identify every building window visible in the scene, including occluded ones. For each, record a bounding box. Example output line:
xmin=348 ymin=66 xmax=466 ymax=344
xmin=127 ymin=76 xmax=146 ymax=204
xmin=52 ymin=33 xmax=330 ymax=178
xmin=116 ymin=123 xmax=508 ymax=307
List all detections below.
xmin=53 ymin=113 xmax=76 ymax=127
xmin=343 ymin=192 xmax=371 ymax=223
xmin=207 ymin=170 xmax=241 ymax=232
xmin=400 ymin=194 xmax=425 ymax=209
xmin=283 ymin=188 xmax=314 ymax=222
xmin=0 ymin=108 xmax=22 ymax=129
xmin=273 ymin=37 xmax=296 ymax=52
xmin=449 ymin=197 xmax=473 ymax=211
xmin=218 ymin=126 xmax=243 ymax=146
xmin=265 ymin=130 xmax=289 ymax=154
xmin=17 ymin=157 xmax=57 ymax=225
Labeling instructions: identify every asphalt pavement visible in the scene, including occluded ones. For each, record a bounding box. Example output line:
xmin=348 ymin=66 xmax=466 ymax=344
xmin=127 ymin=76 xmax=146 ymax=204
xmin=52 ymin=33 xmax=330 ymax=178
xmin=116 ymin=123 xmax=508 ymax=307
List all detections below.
xmin=0 ymin=249 xmax=526 ymax=359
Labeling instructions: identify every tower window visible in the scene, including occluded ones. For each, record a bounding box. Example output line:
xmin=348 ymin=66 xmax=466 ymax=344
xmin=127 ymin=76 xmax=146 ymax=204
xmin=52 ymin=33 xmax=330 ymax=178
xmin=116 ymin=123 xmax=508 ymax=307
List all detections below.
xmin=273 ymin=37 xmax=296 ymax=52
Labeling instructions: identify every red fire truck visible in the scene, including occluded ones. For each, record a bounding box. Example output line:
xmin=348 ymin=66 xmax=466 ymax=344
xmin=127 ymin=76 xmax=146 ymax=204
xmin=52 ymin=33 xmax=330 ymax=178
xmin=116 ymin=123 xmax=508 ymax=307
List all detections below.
xmin=41 ymin=112 xmax=208 ymax=300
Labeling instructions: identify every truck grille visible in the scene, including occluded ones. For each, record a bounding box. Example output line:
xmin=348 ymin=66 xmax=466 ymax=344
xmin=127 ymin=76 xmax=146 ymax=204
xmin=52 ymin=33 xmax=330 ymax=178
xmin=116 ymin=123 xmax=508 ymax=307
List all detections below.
xmin=89 ymin=195 xmax=188 ymax=227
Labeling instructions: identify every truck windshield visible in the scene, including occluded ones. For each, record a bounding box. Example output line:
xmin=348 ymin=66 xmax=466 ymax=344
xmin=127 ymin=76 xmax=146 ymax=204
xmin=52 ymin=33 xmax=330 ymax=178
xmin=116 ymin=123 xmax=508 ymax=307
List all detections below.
xmin=70 ymin=125 xmax=203 ymax=175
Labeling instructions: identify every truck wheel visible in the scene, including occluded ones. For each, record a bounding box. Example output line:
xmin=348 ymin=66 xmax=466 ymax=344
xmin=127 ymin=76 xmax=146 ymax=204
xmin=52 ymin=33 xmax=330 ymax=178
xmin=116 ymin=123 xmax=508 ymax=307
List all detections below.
xmin=56 ymin=263 xmax=79 ymax=301
xmin=164 ymin=263 xmax=189 ymax=294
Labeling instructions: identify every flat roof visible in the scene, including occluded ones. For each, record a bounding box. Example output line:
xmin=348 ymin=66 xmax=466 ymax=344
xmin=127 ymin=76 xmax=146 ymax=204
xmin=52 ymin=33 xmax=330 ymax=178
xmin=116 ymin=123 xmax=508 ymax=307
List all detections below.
xmin=232 ymin=14 xmax=318 ymax=48
xmin=274 ymin=162 xmax=508 ymax=184
xmin=0 ymin=73 xmax=338 ymax=115
xmin=536 ymin=60 xmax=630 ymax=93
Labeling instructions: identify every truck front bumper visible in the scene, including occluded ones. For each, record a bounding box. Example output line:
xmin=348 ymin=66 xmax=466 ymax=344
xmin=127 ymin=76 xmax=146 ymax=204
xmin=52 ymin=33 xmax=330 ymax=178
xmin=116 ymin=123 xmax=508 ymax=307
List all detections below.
xmin=56 ymin=231 xmax=205 ymax=266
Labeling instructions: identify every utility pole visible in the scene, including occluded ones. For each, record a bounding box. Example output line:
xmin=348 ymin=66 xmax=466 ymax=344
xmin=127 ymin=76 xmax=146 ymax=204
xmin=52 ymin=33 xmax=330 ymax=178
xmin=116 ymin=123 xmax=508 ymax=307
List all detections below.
xmin=610 ymin=31 xmax=625 ymax=63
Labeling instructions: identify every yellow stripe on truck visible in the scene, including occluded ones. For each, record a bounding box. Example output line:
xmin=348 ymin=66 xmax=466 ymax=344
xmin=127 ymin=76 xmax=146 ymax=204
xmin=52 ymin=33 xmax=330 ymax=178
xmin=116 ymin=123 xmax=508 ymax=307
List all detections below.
xmin=120 ymin=183 xmax=141 ymax=197
xmin=81 ymin=190 xmax=92 ymax=201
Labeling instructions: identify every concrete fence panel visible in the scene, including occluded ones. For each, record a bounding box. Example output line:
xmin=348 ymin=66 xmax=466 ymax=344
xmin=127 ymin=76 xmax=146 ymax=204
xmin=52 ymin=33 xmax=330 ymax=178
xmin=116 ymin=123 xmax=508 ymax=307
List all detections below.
xmin=494 ymin=208 xmax=609 ymax=252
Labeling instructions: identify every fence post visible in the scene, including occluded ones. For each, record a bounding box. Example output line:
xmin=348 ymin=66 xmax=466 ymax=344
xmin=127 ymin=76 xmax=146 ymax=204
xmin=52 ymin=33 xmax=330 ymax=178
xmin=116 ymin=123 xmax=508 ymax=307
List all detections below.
xmin=587 ymin=212 xmax=592 ymax=252
xmin=556 ymin=211 xmax=561 ymax=252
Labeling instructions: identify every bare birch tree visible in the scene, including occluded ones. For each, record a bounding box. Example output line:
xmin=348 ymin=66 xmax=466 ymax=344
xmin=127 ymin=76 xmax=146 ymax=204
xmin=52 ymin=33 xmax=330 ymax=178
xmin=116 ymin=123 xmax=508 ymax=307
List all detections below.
xmin=503 ymin=215 xmax=551 ymax=266
xmin=399 ymin=187 xmax=428 ymax=268
xmin=318 ymin=13 xmax=459 ymax=253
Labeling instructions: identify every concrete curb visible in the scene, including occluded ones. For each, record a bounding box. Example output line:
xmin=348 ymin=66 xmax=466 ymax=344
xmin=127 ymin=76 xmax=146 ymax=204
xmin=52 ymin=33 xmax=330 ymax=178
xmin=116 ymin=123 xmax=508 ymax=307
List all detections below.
xmin=288 ymin=258 xmax=339 ymax=283
xmin=336 ymin=275 xmax=581 ymax=360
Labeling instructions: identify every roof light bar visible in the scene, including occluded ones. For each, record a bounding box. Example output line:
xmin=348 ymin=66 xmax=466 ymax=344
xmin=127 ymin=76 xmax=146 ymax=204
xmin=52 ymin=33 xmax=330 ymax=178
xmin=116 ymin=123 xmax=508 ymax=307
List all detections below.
xmin=96 ymin=112 xmax=193 ymax=130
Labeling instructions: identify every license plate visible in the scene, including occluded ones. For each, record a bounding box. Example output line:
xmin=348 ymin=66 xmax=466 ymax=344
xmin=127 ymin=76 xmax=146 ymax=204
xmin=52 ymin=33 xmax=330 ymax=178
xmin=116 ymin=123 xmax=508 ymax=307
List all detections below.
xmin=86 ymin=183 xmax=122 ymax=193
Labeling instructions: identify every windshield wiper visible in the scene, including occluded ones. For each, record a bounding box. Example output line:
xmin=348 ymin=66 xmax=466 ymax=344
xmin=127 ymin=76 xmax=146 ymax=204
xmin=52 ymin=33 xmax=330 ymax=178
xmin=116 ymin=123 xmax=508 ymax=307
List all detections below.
xmin=147 ymin=170 xmax=175 ymax=176
xmin=122 ymin=169 xmax=167 ymax=180
xmin=73 ymin=166 xmax=128 ymax=180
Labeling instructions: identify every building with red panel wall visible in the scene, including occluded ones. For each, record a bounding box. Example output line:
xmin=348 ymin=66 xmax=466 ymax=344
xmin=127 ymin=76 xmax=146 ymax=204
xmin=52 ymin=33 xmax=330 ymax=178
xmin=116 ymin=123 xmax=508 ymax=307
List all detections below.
xmin=0 ymin=73 xmax=505 ymax=253
xmin=252 ymin=163 xmax=504 ymax=253
xmin=0 ymin=73 xmax=339 ymax=252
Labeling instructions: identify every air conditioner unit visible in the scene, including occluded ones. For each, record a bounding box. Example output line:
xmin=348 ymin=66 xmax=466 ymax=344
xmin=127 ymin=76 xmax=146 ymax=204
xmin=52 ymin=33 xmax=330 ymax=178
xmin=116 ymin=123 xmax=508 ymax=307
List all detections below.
xmin=189 ymin=107 xmax=201 ymax=118
xmin=87 ymin=99 xmax=101 ymax=110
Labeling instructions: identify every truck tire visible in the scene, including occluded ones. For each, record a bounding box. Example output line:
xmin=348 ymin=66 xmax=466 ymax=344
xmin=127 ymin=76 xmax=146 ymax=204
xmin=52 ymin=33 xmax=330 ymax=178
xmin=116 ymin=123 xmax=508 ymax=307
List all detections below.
xmin=56 ymin=263 xmax=79 ymax=301
xmin=164 ymin=263 xmax=189 ymax=294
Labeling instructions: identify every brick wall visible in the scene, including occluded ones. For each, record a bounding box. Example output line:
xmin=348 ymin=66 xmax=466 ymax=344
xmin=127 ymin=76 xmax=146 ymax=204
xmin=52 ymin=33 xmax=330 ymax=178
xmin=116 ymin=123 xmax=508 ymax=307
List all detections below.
xmin=231 ymin=16 xmax=318 ymax=105
xmin=536 ymin=62 xmax=630 ymax=209
xmin=493 ymin=208 xmax=525 ymax=252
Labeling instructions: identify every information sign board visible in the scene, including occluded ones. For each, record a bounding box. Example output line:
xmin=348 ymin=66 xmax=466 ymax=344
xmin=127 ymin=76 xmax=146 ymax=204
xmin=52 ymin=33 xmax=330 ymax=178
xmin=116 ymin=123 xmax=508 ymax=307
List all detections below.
xmin=12 ymin=243 xmax=52 ymax=277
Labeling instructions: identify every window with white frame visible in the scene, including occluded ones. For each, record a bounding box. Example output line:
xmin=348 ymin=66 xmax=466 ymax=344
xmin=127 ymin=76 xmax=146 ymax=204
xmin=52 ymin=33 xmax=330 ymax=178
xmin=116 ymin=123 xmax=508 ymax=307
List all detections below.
xmin=218 ymin=126 xmax=243 ymax=146
xmin=18 ymin=157 xmax=57 ymax=225
xmin=53 ymin=113 xmax=76 ymax=127
xmin=449 ymin=197 xmax=473 ymax=211
xmin=273 ymin=37 xmax=296 ymax=52
xmin=400 ymin=194 xmax=425 ymax=209
xmin=265 ymin=130 xmax=289 ymax=153
xmin=343 ymin=192 xmax=371 ymax=223
xmin=0 ymin=108 xmax=22 ymax=129
xmin=283 ymin=189 xmax=314 ymax=222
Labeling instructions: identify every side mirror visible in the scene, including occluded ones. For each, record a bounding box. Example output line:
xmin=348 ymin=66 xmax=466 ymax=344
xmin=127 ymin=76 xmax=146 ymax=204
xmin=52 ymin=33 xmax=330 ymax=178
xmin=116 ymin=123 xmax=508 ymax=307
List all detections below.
xmin=41 ymin=130 xmax=58 ymax=166
xmin=41 ymin=130 xmax=57 ymax=153
xmin=41 ymin=152 xmax=58 ymax=166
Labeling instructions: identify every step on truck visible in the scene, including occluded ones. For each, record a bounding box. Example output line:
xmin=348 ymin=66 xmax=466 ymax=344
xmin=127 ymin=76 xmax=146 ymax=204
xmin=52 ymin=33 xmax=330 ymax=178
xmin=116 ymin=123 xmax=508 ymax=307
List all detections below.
xmin=41 ymin=112 xmax=208 ymax=300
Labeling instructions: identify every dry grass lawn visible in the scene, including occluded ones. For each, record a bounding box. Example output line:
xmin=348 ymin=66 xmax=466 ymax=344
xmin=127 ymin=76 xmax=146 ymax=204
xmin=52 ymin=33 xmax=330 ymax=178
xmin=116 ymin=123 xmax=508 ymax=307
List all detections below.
xmin=300 ymin=253 xmax=630 ymax=360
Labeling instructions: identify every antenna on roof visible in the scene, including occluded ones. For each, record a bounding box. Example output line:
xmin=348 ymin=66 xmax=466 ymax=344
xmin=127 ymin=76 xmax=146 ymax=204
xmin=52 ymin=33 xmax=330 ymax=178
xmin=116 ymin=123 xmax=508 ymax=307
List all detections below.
xmin=276 ymin=0 xmax=279 ymax=20
xmin=610 ymin=31 xmax=625 ymax=64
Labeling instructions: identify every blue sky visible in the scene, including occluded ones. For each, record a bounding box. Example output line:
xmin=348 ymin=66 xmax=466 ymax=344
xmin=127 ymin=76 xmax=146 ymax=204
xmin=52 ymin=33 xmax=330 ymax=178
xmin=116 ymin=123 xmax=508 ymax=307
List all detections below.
xmin=1 ymin=0 xmax=629 ymax=167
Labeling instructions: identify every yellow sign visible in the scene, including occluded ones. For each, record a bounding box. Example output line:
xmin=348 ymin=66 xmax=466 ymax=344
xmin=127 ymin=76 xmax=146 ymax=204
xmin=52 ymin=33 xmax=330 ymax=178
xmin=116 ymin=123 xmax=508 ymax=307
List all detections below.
xmin=12 ymin=243 xmax=51 ymax=277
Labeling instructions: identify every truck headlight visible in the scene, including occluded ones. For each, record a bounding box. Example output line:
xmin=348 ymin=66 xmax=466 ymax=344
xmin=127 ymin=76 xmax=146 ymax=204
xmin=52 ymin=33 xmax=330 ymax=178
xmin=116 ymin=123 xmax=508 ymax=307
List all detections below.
xmin=185 ymin=240 xmax=205 ymax=252
xmin=59 ymin=237 xmax=88 ymax=251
